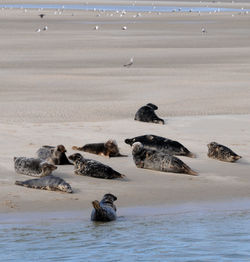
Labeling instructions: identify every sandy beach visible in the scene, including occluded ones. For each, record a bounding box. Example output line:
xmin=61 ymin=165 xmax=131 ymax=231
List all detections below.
xmin=0 ymin=1 xmax=250 ymax=214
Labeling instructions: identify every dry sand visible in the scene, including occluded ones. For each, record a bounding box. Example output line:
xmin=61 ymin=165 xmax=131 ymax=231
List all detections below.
xmin=0 ymin=2 xmax=250 ymax=213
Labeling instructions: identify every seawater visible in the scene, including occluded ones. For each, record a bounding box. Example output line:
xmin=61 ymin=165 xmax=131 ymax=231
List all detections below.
xmin=0 ymin=4 xmax=249 ymax=13
xmin=1 ymin=202 xmax=250 ymax=261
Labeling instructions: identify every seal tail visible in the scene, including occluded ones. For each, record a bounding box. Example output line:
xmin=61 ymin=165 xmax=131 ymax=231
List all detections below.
xmin=233 ymin=155 xmax=242 ymax=161
xmin=187 ymin=169 xmax=198 ymax=176
xmin=187 ymin=152 xmax=196 ymax=158
xmin=72 ymin=146 xmax=83 ymax=151
xmin=92 ymin=200 xmax=101 ymax=211
xmin=15 ymin=181 xmax=24 ymax=186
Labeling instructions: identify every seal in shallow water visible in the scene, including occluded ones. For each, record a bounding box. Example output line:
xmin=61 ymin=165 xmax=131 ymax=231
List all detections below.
xmin=72 ymin=140 xmax=127 ymax=157
xmin=131 ymin=142 xmax=197 ymax=176
xmin=91 ymin=193 xmax=117 ymax=222
xmin=207 ymin=142 xmax=242 ymax=162
xmin=14 ymin=157 xmax=57 ymax=177
xmin=68 ymin=153 xmax=125 ymax=179
xmin=125 ymin=134 xmax=195 ymax=158
xmin=134 ymin=103 xmax=164 ymax=124
xmin=15 ymin=175 xmax=73 ymax=193
xmin=37 ymin=145 xmax=73 ymax=165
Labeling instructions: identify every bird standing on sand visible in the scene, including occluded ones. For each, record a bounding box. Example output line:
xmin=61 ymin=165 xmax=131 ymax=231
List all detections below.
xmin=43 ymin=26 xmax=48 ymax=31
xmin=123 ymin=57 xmax=134 ymax=67
xmin=201 ymin=27 xmax=207 ymax=34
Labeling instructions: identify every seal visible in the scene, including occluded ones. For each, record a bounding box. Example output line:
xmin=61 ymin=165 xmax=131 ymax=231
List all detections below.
xmin=68 ymin=153 xmax=125 ymax=179
xmin=91 ymin=193 xmax=117 ymax=222
xmin=134 ymin=103 xmax=164 ymax=124
xmin=207 ymin=142 xmax=242 ymax=162
xmin=125 ymin=134 xmax=195 ymax=158
xmin=15 ymin=175 xmax=73 ymax=193
xmin=14 ymin=157 xmax=57 ymax=177
xmin=72 ymin=140 xmax=127 ymax=158
xmin=37 ymin=145 xmax=73 ymax=165
xmin=131 ymin=142 xmax=197 ymax=176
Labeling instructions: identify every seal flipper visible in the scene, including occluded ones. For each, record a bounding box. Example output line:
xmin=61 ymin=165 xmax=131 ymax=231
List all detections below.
xmin=92 ymin=200 xmax=101 ymax=211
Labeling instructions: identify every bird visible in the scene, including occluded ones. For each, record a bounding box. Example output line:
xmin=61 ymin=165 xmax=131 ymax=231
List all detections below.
xmin=122 ymin=26 xmax=127 ymax=30
xmin=94 ymin=25 xmax=99 ymax=30
xmin=43 ymin=26 xmax=48 ymax=31
xmin=39 ymin=14 xmax=45 ymax=18
xmin=201 ymin=27 xmax=207 ymax=34
xmin=35 ymin=28 xmax=41 ymax=33
xmin=123 ymin=57 xmax=134 ymax=67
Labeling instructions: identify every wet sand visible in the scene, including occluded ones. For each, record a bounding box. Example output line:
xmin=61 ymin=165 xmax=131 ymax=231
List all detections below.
xmin=0 ymin=2 xmax=250 ymax=213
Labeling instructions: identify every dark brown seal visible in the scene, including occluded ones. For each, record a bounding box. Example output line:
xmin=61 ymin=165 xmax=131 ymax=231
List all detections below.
xmin=207 ymin=142 xmax=242 ymax=162
xmin=91 ymin=193 xmax=117 ymax=221
xmin=72 ymin=140 xmax=127 ymax=157
xmin=134 ymin=103 xmax=164 ymax=124
xmin=15 ymin=175 xmax=73 ymax=193
xmin=68 ymin=153 xmax=125 ymax=179
xmin=132 ymin=142 xmax=197 ymax=176
xmin=14 ymin=157 xmax=57 ymax=177
xmin=37 ymin=145 xmax=73 ymax=165
xmin=125 ymin=134 xmax=195 ymax=158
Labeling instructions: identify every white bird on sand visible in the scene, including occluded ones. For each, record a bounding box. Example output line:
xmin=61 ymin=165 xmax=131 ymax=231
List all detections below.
xmin=123 ymin=57 xmax=134 ymax=67
xmin=122 ymin=26 xmax=127 ymax=30
xmin=201 ymin=27 xmax=207 ymax=33
xmin=36 ymin=28 xmax=41 ymax=33
xmin=43 ymin=26 xmax=48 ymax=31
xmin=94 ymin=25 xmax=99 ymax=30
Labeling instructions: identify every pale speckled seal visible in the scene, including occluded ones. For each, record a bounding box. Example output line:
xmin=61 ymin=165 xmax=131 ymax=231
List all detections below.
xmin=125 ymin=134 xmax=195 ymax=158
xmin=134 ymin=103 xmax=164 ymax=124
xmin=72 ymin=140 xmax=127 ymax=158
xmin=37 ymin=145 xmax=73 ymax=165
xmin=91 ymin=193 xmax=117 ymax=222
xmin=132 ymin=142 xmax=197 ymax=176
xmin=68 ymin=153 xmax=125 ymax=179
xmin=207 ymin=142 xmax=242 ymax=162
xmin=15 ymin=175 xmax=73 ymax=193
xmin=14 ymin=157 xmax=57 ymax=177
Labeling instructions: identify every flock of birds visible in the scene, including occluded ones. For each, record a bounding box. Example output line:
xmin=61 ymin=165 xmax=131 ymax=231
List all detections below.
xmin=13 ymin=103 xmax=243 ymax=221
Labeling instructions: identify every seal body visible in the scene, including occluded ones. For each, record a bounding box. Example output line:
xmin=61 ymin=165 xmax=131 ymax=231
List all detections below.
xmin=134 ymin=103 xmax=164 ymax=124
xmin=132 ymin=142 xmax=197 ymax=176
xmin=14 ymin=157 xmax=57 ymax=177
xmin=72 ymin=140 xmax=127 ymax=158
xmin=125 ymin=134 xmax=195 ymax=158
xmin=68 ymin=153 xmax=125 ymax=179
xmin=37 ymin=145 xmax=73 ymax=165
xmin=91 ymin=193 xmax=117 ymax=222
xmin=15 ymin=175 xmax=73 ymax=193
xmin=207 ymin=142 xmax=242 ymax=162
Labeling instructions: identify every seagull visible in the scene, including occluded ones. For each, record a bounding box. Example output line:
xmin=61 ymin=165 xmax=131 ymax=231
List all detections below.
xmin=36 ymin=28 xmax=41 ymax=33
xmin=201 ymin=27 xmax=207 ymax=34
xmin=123 ymin=57 xmax=134 ymax=67
xmin=39 ymin=14 xmax=45 ymax=18
xmin=122 ymin=26 xmax=127 ymax=30
xmin=43 ymin=26 xmax=48 ymax=31
xmin=94 ymin=25 xmax=99 ymax=30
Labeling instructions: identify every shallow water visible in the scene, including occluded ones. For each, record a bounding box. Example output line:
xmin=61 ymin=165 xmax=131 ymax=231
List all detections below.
xmin=1 ymin=202 xmax=250 ymax=261
xmin=0 ymin=4 xmax=249 ymax=13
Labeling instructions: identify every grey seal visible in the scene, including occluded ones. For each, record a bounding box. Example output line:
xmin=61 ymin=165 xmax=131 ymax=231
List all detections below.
xmin=125 ymin=134 xmax=195 ymax=158
xmin=72 ymin=140 xmax=127 ymax=158
xmin=68 ymin=153 xmax=125 ymax=179
xmin=134 ymin=103 xmax=164 ymax=124
xmin=14 ymin=157 xmax=57 ymax=177
xmin=37 ymin=145 xmax=73 ymax=165
xmin=207 ymin=142 xmax=242 ymax=162
xmin=132 ymin=142 xmax=197 ymax=176
xmin=15 ymin=175 xmax=73 ymax=193
xmin=91 ymin=193 xmax=117 ymax=222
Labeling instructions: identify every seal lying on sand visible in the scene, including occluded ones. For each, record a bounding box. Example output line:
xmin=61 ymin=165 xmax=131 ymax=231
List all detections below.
xmin=132 ymin=142 xmax=197 ymax=176
xmin=134 ymin=103 xmax=165 ymax=124
xmin=207 ymin=142 xmax=242 ymax=162
xmin=14 ymin=157 xmax=57 ymax=177
xmin=72 ymin=140 xmax=127 ymax=158
xmin=68 ymin=153 xmax=125 ymax=179
xmin=91 ymin=193 xmax=117 ymax=222
xmin=15 ymin=175 xmax=73 ymax=193
xmin=125 ymin=134 xmax=195 ymax=158
xmin=37 ymin=145 xmax=73 ymax=165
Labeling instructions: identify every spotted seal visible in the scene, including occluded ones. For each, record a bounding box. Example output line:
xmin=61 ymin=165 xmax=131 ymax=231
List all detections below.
xmin=207 ymin=142 xmax=242 ymax=162
xmin=37 ymin=145 xmax=73 ymax=165
xmin=134 ymin=103 xmax=164 ymax=124
xmin=15 ymin=175 xmax=73 ymax=193
xmin=125 ymin=134 xmax=195 ymax=158
xmin=14 ymin=157 xmax=57 ymax=177
xmin=132 ymin=142 xmax=197 ymax=176
xmin=68 ymin=153 xmax=125 ymax=179
xmin=91 ymin=193 xmax=117 ymax=222
xmin=72 ymin=140 xmax=127 ymax=157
